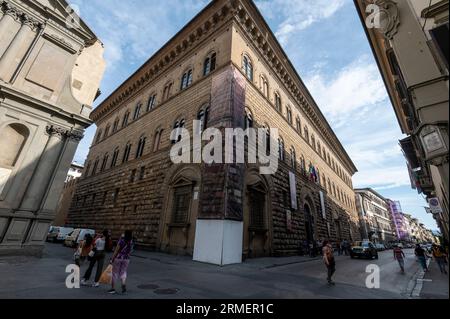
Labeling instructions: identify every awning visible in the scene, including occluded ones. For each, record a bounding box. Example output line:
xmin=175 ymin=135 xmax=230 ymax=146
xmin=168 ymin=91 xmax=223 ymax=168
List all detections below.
xmin=400 ymin=137 xmax=420 ymax=169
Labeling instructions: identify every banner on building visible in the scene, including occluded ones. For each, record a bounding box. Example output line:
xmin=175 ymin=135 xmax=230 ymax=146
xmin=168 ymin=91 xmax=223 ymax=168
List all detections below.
xmin=429 ymin=198 xmax=443 ymax=215
xmin=320 ymin=191 xmax=326 ymax=219
xmin=289 ymin=171 xmax=298 ymax=210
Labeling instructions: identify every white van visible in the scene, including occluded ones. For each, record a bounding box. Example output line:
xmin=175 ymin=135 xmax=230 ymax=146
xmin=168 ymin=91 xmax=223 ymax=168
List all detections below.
xmin=64 ymin=229 xmax=96 ymax=248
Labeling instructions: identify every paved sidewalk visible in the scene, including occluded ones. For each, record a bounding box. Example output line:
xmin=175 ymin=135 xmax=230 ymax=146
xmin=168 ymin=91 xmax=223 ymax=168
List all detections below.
xmin=0 ymin=244 xmax=445 ymax=299
xmin=420 ymin=259 xmax=449 ymax=299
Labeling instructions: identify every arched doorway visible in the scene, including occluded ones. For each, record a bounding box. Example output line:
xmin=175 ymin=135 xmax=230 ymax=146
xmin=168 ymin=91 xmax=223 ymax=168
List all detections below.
xmin=304 ymin=203 xmax=315 ymax=243
xmin=243 ymin=170 xmax=272 ymax=259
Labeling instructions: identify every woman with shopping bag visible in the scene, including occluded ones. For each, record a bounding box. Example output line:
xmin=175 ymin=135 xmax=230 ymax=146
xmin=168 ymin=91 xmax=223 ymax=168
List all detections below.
xmin=74 ymin=234 xmax=94 ymax=267
xmin=108 ymin=230 xmax=134 ymax=295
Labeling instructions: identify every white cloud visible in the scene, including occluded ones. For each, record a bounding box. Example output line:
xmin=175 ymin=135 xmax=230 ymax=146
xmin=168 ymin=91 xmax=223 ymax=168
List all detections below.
xmin=70 ymin=0 xmax=209 ymax=70
xmin=256 ymin=0 xmax=346 ymax=45
xmin=305 ymin=56 xmax=388 ymax=127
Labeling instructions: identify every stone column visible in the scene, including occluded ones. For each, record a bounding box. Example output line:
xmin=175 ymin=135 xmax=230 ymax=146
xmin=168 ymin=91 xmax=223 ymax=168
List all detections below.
xmin=0 ymin=3 xmax=21 ymax=58
xmin=18 ymin=126 xmax=66 ymax=212
xmin=0 ymin=13 xmax=38 ymax=82
xmin=40 ymin=131 xmax=83 ymax=214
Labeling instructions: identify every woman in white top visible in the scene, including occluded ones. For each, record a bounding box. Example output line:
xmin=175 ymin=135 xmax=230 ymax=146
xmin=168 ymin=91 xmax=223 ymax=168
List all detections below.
xmin=81 ymin=230 xmax=108 ymax=287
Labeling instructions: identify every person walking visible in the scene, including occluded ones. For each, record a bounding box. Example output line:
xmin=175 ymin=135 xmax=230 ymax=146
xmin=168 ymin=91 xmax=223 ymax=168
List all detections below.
xmin=108 ymin=230 xmax=134 ymax=295
xmin=415 ymin=244 xmax=429 ymax=272
xmin=393 ymin=244 xmax=406 ymax=274
xmin=322 ymin=240 xmax=336 ymax=286
xmin=82 ymin=230 xmax=108 ymax=287
xmin=74 ymin=233 xmax=94 ymax=267
xmin=432 ymin=244 xmax=448 ymax=275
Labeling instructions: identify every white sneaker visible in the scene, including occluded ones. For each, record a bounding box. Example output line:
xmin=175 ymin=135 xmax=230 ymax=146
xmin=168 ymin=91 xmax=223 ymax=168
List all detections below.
xmin=81 ymin=279 xmax=88 ymax=286
xmin=92 ymin=282 xmax=100 ymax=288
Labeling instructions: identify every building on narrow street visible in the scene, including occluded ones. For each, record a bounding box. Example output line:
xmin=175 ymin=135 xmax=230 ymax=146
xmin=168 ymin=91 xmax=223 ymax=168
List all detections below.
xmin=52 ymin=162 xmax=84 ymax=227
xmin=354 ymin=0 xmax=449 ymax=243
xmin=355 ymin=188 xmax=397 ymax=244
xmin=388 ymin=200 xmax=409 ymax=242
xmin=67 ymin=0 xmax=361 ymax=265
xmin=0 ymin=0 xmax=105 ymax=256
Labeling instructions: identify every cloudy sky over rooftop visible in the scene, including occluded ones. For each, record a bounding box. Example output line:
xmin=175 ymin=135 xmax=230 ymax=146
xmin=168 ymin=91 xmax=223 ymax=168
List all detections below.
xmin=69 ymin=0 xmax=436 ymax=230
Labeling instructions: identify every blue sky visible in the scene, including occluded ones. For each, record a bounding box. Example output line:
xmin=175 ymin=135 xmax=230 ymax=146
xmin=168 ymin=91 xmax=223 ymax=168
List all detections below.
xmin=69 ymin=0 xmax=437 ymax=230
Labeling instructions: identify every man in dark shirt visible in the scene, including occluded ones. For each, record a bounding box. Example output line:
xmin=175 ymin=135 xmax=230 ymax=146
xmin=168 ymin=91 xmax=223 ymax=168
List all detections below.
xmin=415 ymin=244 xmax=429 ymax=272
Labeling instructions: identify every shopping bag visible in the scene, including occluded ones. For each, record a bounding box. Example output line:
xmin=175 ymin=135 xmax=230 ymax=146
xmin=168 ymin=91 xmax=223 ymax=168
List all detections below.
xmin=98 ymin=265 xmax=113 ymax=285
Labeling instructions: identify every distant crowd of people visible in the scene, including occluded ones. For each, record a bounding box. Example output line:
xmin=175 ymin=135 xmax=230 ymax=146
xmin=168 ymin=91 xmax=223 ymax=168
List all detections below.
xmin=73 ymin=230 xmax=135 ymax=294
xmin=300 ymin=239 xmax=351 ymax=258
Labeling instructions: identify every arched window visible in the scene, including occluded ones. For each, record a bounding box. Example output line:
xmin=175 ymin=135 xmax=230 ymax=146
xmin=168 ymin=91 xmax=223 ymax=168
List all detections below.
xmin=122 ymin=111 xmax=130 ymax=128
xmin=264 ymin=126 xmax=271 ymax=155
xmin=204 ymin=52 xmax=216 ymax=76
xmin=111 ymin=147 xmax=120 ymax=168
xmin=104 ymin=124 xmax=111 ymax=139
xmin=92 ymin=158 xmax=100 ymax=176
xmin=112 ymin=118 xmax=119 ymax=133
xmin=163 ymin=82 xmax=173 ymax=101
xmin=311 ymin=134 xmax=316 ymax=150
xmin=136 ymin=135 xmax=147 ymax=159
xmin=242 ymin=55 xmax=253 ymax=81
xmin=304 ymin=126 xmax=309 ymax=144
xmin=275 ymin=92 xmax=282 ymax=112
xmin=84 ymin=161 xmax=92 ymax=178
xmin=278 ymin=138 xmax=285 ymax=161
xmin=95 ymin=129 xmax=103 ymax=144
xmin=153 ymin=129 xmax=164 ymax=152
xmin=317 ymin=141 xmax=322 ymax=156
xmin=290 ymin=147 xmax=296 ymax=169
xmin=133 ymin=103 xmax=142 ymax=120
xmin=122 ymin=142 xmax=132 ymax=163
xmin=172 ymin=119 xmax=185 ymax=144
xmin=197 ymin=105 xmax=210 ymax=134
xmin=296 ymin=117 xmax=302 ymax=134
xmin=300 ymin=155 xmax=306 ymax=173
xmin=0 ymin=123 xmax=29 ymax=167
xmin=100 ymin=153 xmax=109 ymax=172
xmin=244 ymin=108 xmax=254 ymax=129
xmin=286 ymin=106 xmax=293 ymax=124
xmin=147 ymin=94 xmax=157 ymax=112
xmin=181 ymin=69 xmax=193 ymax=90
xmin=260 ymin=75 xmax=269 ymax=98
xmin=316 ymin=168 xmax=321 ymax=185
xmin=328 ymin=178 xmax=331 ymax=193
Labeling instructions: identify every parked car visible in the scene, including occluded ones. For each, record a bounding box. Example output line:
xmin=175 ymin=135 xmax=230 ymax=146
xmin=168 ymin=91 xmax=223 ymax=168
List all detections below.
xmin=375 ymin=243 xmax=386 ymax=251
xmin=47 ymin=227 xmax=74 ymax=243
xmin=350 ymin=241 xmax=379 ymax=259
xmin=64 ymin=229 xmax=95 ymax=248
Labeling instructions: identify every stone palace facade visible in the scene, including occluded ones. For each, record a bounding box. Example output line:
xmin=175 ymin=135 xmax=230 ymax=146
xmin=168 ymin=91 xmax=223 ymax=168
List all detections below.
xmin=67 ymin=0 xmax=360 ymax=265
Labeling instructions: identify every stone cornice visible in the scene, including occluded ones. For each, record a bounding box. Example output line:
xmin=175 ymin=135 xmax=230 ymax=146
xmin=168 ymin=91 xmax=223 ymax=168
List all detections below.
xmin=0 ymin=83 xmax=92 ymax=128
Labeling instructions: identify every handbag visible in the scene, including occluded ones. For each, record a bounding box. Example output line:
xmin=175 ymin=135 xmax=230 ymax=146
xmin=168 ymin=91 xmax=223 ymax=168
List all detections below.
xmin=98 ymin=265 xmax=113 ymax=285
